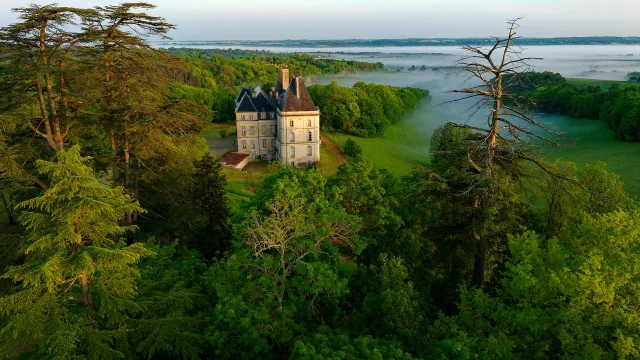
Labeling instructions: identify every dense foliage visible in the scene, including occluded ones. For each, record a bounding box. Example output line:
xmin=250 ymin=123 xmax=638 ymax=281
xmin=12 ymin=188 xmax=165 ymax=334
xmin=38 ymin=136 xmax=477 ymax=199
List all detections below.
xmin=308 ymin=82 xmax=430 ymax=137
xmin=511 ymin=71 xmax=640 ymax=141
xmin=2 ymin=3 xmax=640 ymax=360
xmin=169 ymin=50 xmax=386 ymax=123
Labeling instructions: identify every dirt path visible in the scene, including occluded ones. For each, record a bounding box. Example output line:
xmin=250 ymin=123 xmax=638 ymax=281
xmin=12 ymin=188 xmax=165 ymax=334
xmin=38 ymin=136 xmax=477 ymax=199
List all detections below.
xmin=321 ymin=134 xmax=346 ymax=165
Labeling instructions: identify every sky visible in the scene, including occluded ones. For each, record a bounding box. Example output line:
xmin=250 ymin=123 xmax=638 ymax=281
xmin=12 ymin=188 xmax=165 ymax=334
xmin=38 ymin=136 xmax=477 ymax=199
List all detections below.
xmin=0 ymin=0 xmax=639 ymax=40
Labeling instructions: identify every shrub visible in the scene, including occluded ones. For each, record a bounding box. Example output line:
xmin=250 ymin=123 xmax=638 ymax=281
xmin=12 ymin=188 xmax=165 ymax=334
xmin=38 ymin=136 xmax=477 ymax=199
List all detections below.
xmin=343 ymin=139 xmax=362 ymax=157
xmin=219 ymin=129 xmax=228 ymax=138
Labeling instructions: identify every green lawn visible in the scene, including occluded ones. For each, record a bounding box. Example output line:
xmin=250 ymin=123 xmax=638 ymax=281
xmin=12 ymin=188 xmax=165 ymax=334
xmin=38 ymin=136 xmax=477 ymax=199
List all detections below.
xmin=326 ymin=101 xmax=443 ymax=176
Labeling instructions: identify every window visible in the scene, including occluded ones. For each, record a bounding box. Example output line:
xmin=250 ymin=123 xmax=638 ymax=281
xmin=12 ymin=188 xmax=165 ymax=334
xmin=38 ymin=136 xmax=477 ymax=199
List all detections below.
xmin=290 ymin=146 xmax=295 ymax=157
xmin=290 ymin=132 xmax=295 ymax=142
xmin=261 ymin=112 xmax=266 ymax=119
xmin=249 ymin=114 xmax=254 ymax=120
xmin=271 ymin=139 xmax=275 ymax=148
xmin=307 ymin=119 xmax=311 ymax=127
xmin=262 ymin=125 xmax=266 ymax=134
xmin=251 ymin=140 xmax=255 ymax=149
xmin=241 ymin=115 xmax=245 ymax=120
xmin=242 ymin=140 xmax=247 ymax=149
xmin=290 ymin=120 xmax=294 ymax=127
xmin=291 ymin=161 xmax=295 ymax=167
xmin=307 ymin=146 xmax=312 ymax=156
xmin=270 ymin=124 xmax=275 ymax=134
xmin=262 ymin=139 xmax=267 ymax=148
xmin=252 ymin=153 xmax=256 ymax=160
xmin=308 ymin=131 xmax=312 ymax=141
xmin=250 ymin=126 xmax=254 ymax=135
xmin=241 ymin=126 xmax=246 ymax=136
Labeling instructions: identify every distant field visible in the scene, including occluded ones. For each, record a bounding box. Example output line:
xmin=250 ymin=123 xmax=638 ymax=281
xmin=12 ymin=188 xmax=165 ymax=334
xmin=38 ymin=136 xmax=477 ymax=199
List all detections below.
xmin=567 ymin=78 xmax=638 ymax=90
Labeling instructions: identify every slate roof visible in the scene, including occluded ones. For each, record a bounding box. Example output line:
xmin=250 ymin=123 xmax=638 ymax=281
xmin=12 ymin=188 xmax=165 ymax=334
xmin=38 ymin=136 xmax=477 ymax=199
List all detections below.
xmin=252 ymin=90 xmax=277 ymax=112
xmin=220 ymin=152 xmax=249 ymax=166
xmin=235 ymin=87 xmax=251 ymax=103
xmin=279 ymin=76 xmax=318 ymax=112
xmin=236 ymin=93 xmax=257 ymax=112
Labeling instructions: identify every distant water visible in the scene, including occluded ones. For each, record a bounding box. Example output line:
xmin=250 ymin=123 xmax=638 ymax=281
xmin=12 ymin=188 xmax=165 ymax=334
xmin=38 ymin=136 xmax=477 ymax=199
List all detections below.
xmin=164 ymin=44 xmax=640 ymax=80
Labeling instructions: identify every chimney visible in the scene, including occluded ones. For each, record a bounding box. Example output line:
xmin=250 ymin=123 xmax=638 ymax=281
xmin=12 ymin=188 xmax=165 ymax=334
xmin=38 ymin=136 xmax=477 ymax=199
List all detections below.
xmin=279 ymin=68 xmax=290 ymax=91
xmin=295 ymin=76 xmax=300 ymax=99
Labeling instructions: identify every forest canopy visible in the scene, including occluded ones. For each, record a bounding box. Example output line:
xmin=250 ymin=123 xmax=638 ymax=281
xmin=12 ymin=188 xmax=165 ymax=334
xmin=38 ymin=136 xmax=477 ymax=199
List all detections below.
xmin=308 ymin=82 xmax=430 ymax=137
xmin=1 ymin=3 xmax=639 ymax=360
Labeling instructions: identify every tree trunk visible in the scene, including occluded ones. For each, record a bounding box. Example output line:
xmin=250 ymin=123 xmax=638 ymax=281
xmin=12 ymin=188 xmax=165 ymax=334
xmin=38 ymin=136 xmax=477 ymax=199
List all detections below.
xmin=80 ymin=274 xmax=93 ymax=308
xmin=471 ymin=197 xmax=485 ymax=287
xmin=110 ymin=123 xmax=120 ymax=185
xmin=2 ymin=193 xmax=16 ymax=225
xmin=34 ymin=76 xmax=59 ymax=152
xmin=472 ymin=228 xmax=486 ymax=287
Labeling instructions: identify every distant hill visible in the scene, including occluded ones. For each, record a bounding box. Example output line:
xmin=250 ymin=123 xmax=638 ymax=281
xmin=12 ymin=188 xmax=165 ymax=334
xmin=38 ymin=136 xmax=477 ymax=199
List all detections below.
xmin=153 ymin=37 xmax=640 ymax=48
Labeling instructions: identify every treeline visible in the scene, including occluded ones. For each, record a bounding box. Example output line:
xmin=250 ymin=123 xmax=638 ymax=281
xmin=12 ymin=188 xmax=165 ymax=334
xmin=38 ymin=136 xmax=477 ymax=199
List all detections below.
xmin=308 ymin=81 xmax=430 ymax=137
xmin=167 ymin=50 xmax=386 ymax=123
xmin=512 ymin=71 xmax=640 ymax=141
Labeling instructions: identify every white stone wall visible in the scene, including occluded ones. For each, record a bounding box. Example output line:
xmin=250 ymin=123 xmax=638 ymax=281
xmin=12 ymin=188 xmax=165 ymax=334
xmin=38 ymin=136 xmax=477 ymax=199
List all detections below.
xmin=236 ymin=116 xmax=277 ymax=161
xmin=276 ymin=110 xmax=321 ymax=166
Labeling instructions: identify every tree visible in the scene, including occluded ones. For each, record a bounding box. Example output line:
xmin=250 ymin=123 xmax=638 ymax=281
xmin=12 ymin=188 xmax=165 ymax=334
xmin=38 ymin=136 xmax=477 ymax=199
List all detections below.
xmin=407 ymin=124 xmax=526 ymax=296
xmin=207 ymin=168 xmax=362 ymax=358
xmin=0 ymin=5 xmax=89 ymax=153
xmin=442 ymin=19 xmax=581 ymax=287
xmin=188 ymin=153 xmax=232 ymax=259
xmin=129 ymin=243 xmax=208 ymax=360
xmin=432 ymin=211 xmax=640 ymax=359
xmin=291 ymin=328 xmax=416 ymax=360
xmin=342 ymin=139 xmax=363 ymax=158
xmin=0 ymin=146 xmax=151 ymax=359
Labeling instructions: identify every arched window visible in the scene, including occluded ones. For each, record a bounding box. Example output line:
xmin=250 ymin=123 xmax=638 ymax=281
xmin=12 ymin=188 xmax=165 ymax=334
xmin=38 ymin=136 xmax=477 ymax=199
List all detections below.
xmin=290 ymin=132 xmax=295 ymax=142
xmin=308 ymin=131 xmax=312 ymax=141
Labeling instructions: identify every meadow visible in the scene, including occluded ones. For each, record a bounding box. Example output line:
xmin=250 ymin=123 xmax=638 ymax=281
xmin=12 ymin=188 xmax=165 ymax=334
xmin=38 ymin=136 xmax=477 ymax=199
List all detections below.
xmin=326 ymin=105 xmax=640 ymax=198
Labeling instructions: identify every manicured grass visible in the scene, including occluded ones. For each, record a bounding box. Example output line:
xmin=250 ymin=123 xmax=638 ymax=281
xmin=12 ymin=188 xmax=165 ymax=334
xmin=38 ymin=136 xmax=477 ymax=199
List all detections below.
xmin=567 ymin=78 xmax=638 ymax=90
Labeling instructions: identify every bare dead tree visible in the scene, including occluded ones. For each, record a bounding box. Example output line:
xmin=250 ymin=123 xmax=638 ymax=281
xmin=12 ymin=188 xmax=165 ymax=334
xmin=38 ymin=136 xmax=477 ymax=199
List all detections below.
xmin=444 ymin=18 xmax=567 ymax=178
xmin=441 ymin=18 xmax=583 ymax=287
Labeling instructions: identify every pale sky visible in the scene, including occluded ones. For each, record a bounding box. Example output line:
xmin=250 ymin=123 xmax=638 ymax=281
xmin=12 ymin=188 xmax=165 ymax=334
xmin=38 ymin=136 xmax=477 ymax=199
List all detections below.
xmin=0 ymin=0 xmax=639 ymax=40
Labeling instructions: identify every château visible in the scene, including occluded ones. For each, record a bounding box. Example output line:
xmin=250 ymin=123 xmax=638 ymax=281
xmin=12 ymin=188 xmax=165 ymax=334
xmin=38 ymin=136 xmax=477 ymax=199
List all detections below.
xmin=224 ymin=68 xmax=321 ymax=169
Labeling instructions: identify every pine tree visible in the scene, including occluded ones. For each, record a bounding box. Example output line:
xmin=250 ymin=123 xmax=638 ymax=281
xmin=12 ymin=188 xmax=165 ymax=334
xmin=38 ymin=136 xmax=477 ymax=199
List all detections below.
xmin=0 ymin=145 xmax=152 ymax=359
xmin=189 ymin=153 xmax=232 ymax=259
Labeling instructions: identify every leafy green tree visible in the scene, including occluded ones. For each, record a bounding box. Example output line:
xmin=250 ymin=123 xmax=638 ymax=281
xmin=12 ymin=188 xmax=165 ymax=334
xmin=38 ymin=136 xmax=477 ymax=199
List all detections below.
xmin=129 ymin=243 xmax=208 ymax=360
xmin=0 ymin=146 xmax=151 ymax=359
xmin=291 ymin=328 xmax=416 ymax=360
xmin=207 ymin=168 xmax=362 ymax=358
xmin=342 ymin=139 xmax=362 ymax=158
xmin=432 ymin=211 xmax=640 ymax=359
xmin=356 ymin=255 xmax=425 ymax=353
